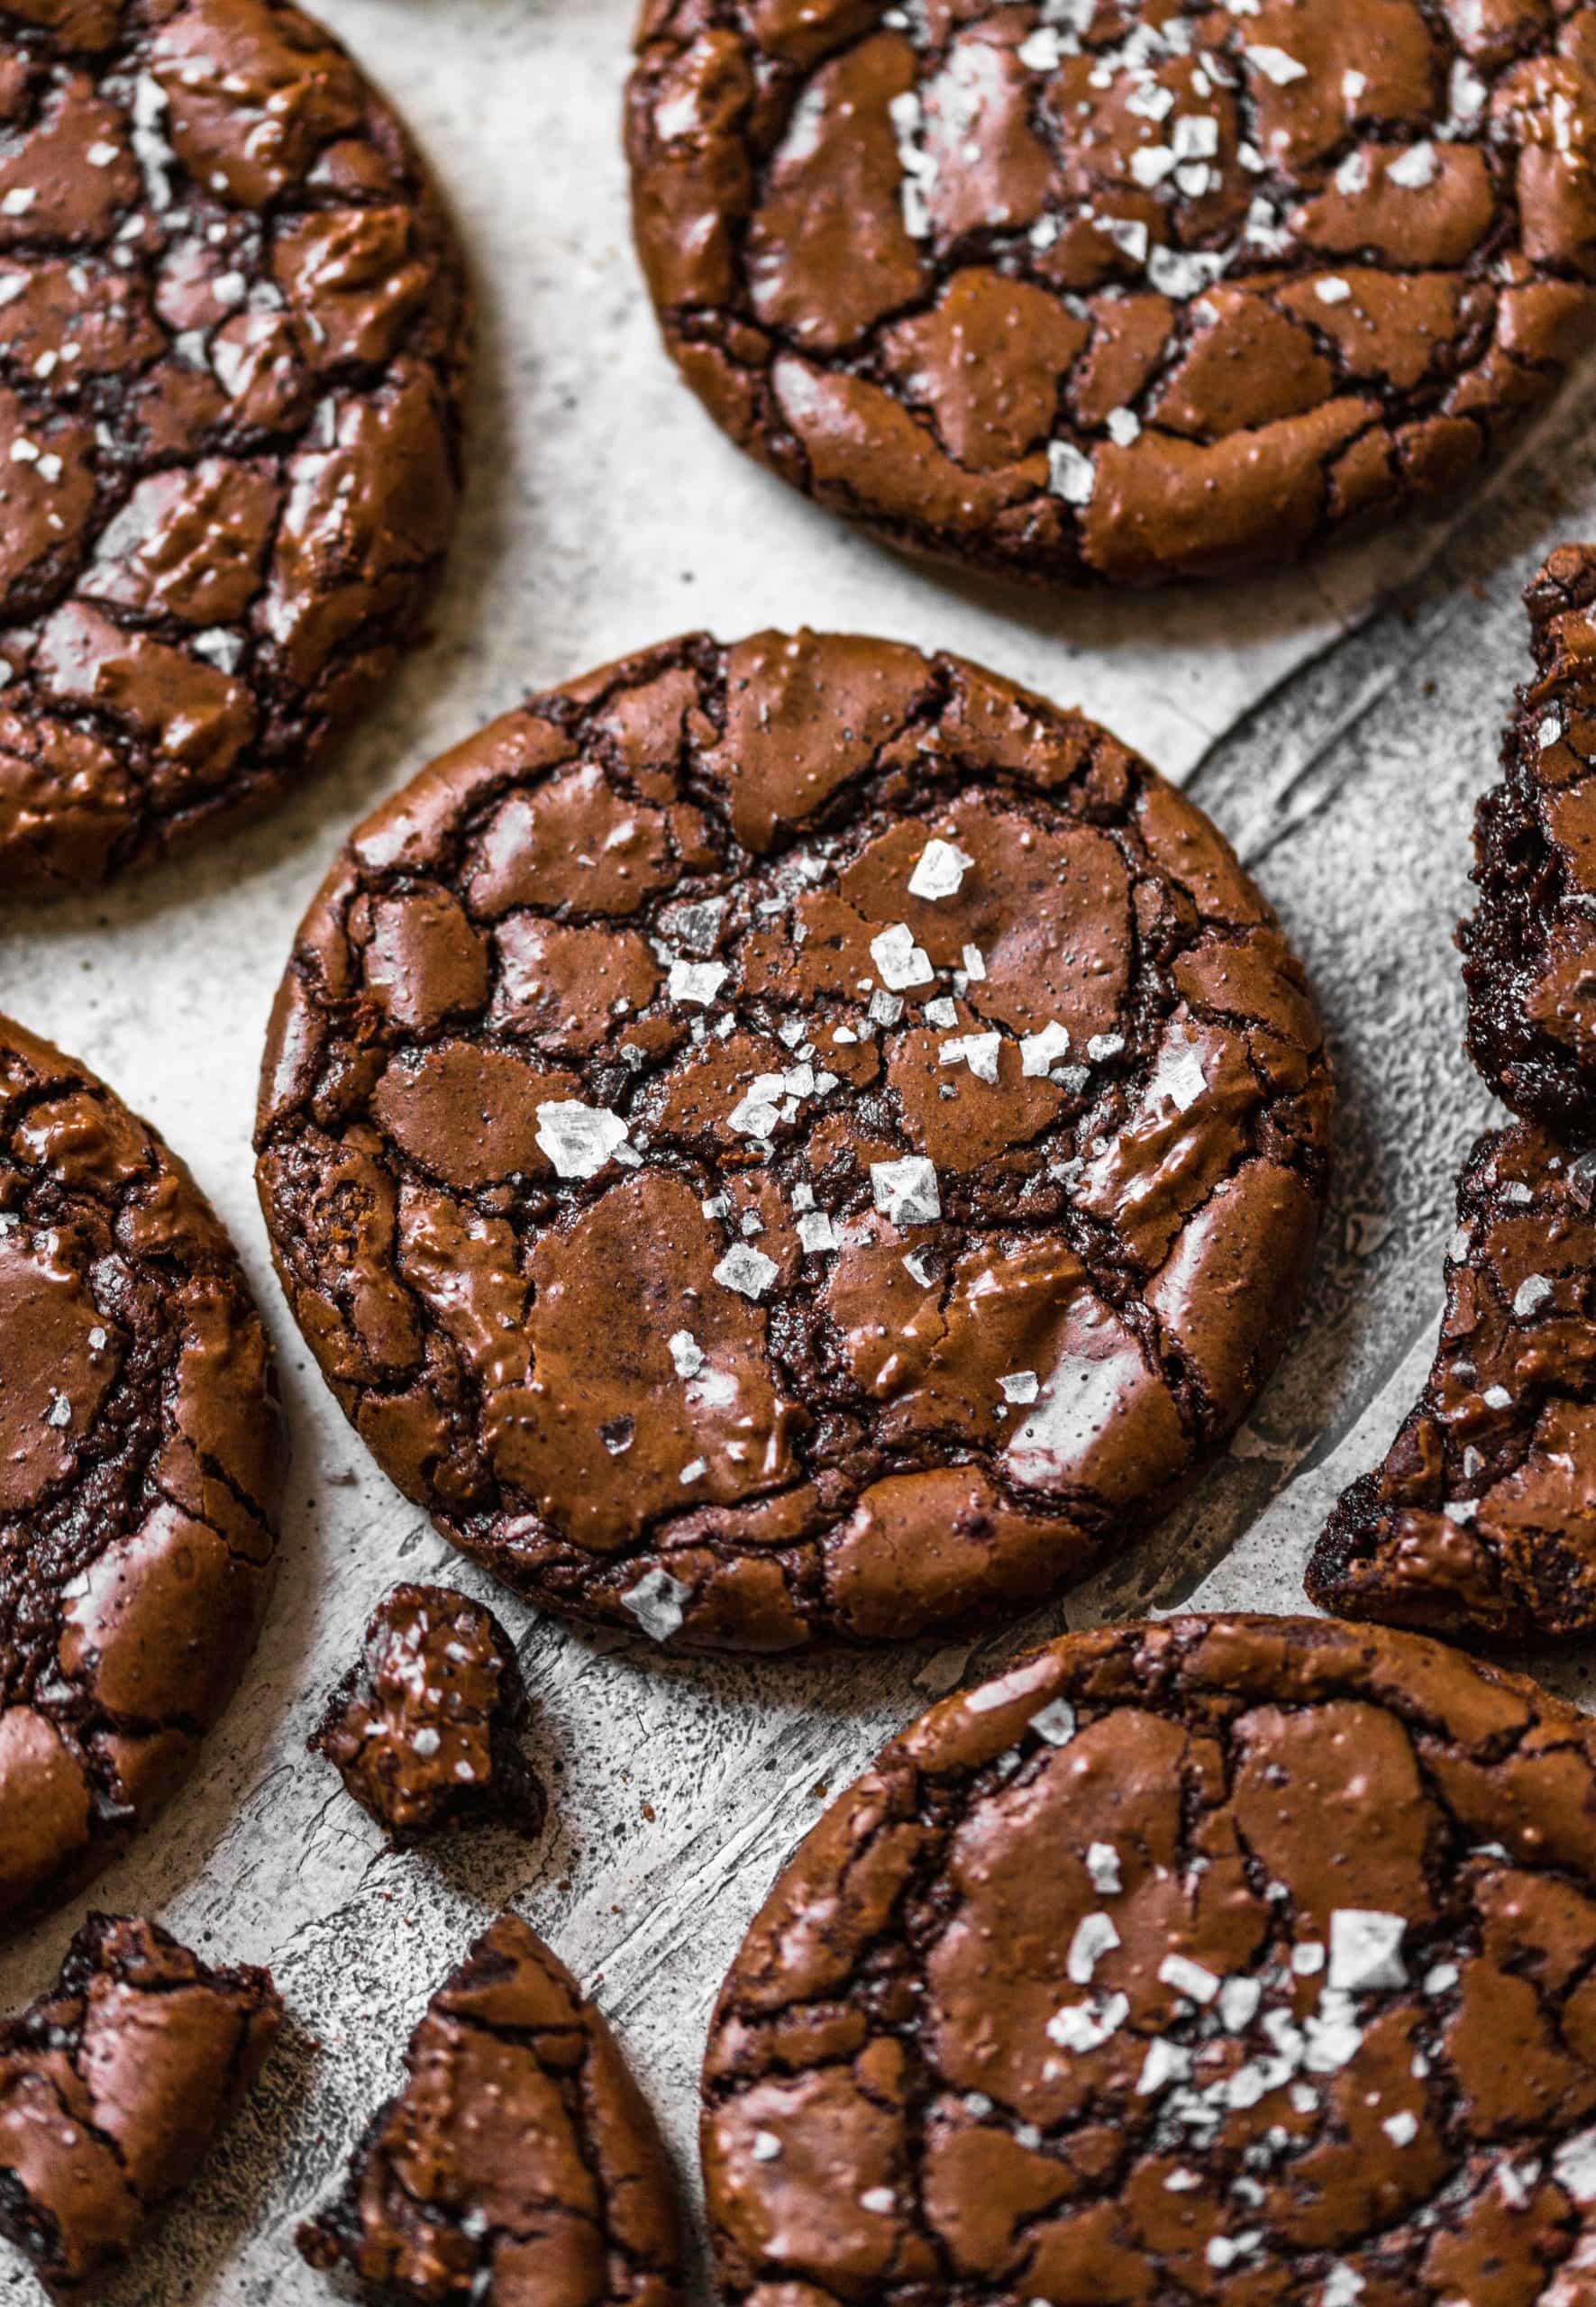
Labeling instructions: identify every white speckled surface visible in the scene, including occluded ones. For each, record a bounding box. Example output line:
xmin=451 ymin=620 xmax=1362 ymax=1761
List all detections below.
xmin=5 ymin=2 xmax=1596 ymax=2300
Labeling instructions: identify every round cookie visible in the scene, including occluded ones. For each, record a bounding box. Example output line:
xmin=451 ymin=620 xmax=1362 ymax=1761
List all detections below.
xmin=1464 ymin=545 xmax=1596 ymax=1131
xmin=704 ymin=1612 xmax=1596 ymax=2305
xmin=296 ymin=1910 xmax=683 ymax=2306
xmin=256 ymin=630 xmax=1331 ymax=1651
xmin=1309 ymin=1118 xmax=1596 ymax=1641
xmin=0 ymin=0 xmax=468 ymax=893
xmin=626 ymin=0 xmax=1596 ymax=589
xmin=0 ymin=1015 xmax=283 ymax=1933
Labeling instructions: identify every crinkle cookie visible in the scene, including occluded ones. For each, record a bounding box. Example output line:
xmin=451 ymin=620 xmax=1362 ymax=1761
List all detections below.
xmin=1309 ymin=1118 xmax=1596 ymax=1640
xmin=705 ymin=1612 xmax=1596 ymax=2305
xmin=627 ymin=0 xmax=1596 ymax=587
xmin=256 ymin=630 xmax=1330 ymax=1649
xmin=0 ymin=1013 xmax=283 ymax=1933
xmin=0 ymin=0 xmax=469 ymax=891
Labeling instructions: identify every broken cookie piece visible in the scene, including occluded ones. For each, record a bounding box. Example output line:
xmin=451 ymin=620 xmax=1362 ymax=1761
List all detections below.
xmin=0 ymin=1913 xmax=281 ymax=2299
xmin=705 ymin=1613 xmax=1596 ymax=2303
xmin=1309 ymin=1118 xmax=1596 ymax=1638
xmin=310 ymin=1583 xmax=543 ymax=1844
xmin=256 ymin=630 xmax=1332 ymax=1650
xmin=1464 ymin=544 xmax=1596 ymax=1131
xmin=296 ymin=1910 xmax=681 ymax=2305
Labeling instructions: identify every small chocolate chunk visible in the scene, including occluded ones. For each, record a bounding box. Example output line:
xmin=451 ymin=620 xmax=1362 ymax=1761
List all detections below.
xmin=0 ymin=1013 xmax=284 ymax=1935
xmin=296 ymin=1910 xmax=682 ymax=2305
xmin=1309 ymin=1118 xmax=1596 ymax=1637
xmin=0 ymin=1913 xmax=281 ymax=2299
xmin=1464 ymin=544 xmax=1596 ymax=1129
xmin=705 ymin=1614 xmax=1596 ymax=2303
xmin=255 ymin=630 xmax=1333 ymax=1651
xmin=310 ymin=1583 xmax=543 ymax=1844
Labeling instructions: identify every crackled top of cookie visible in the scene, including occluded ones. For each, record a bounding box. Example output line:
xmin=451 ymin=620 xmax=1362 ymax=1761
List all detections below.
xmin=0 ymin=0 xmax=467 ymax=892
xmin=1309 ymin=1119 xmax=1596 ymax=1640
xmin=705 ymin=1612 xmax=1596 ymax=2305
xmin=0 ymin=1911 xmax=281 ymax=2300
xmin=256 ymin=631 xmax=1330 ymax=1651
xmin=296 ymin=1910 xmax=682 ymax=2307
xmin=0 ymin=1014 xmax=283 ymax=1934
xmin=1464 ymin=544 xmax=1596 ymax=1131
xmin=627 ymin=0 xmax=1596 ymax=588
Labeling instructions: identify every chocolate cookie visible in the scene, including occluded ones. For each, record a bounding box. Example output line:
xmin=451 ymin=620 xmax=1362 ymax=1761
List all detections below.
xmin=296 ymin=1910 xmax=682 ymax=2306
xmin=0 ymin=1911 xmax=281 ymax=2299
xmin=0 ymin=1014 xmax=283 ymax=1933
xmin=1307 ymin=1119 xmax=1596 ymax=1639
xmin=310 ymin=1582 xmax=543 ymax=1845
xmin=704 ymin=1611 xmax=1596 ymax=2305
xmin=0 ymin=0 xmax=468 ymax=893
xmin=626 ymin=0 xmax=1596 ymax=589
xmin=1464 ymin=545 xmax=1596 ymax=1130
xmin=255 ymin=630 xmax=1332 ymax=1651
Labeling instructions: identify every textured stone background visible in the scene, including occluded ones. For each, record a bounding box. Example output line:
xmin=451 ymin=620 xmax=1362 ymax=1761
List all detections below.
xmin=5 ymin=1 xmax=1596 ymax=2297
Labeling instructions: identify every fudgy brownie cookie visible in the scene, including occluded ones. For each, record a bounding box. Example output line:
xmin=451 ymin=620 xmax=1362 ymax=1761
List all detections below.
xmin=296 ymin=1910 xmax=682 ymax=2306
xmin=0 ymin=1015 xmax=283 ymax=1933
xmin=704 ymin=1612 xmax=1596 ymax=2304
xmin=255 ymin=631 xmax=1331 ymax=1650
xmin=627 ymin=0 xmax=1596 ymax=589
xmin=1464 ymin=544 xmax=1596 ymax=1130
xmin=310 ymin=1582 xmax=543 ymax=1845
xmin=0 ymin=0 xmax=468 ymax=892
xmin=0 ymin=1911 xmax=281 ymax=2299
xmin=1308 ymin=1119 xmax=1596 ymax=1639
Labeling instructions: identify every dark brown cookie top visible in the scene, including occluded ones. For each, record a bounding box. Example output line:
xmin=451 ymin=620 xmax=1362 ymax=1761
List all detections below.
xmin=0 ymin=0 xmax=468 ymax=894
xmin=309 ymin=1582 xmax=543 ymax=1846
xmin=704 ymin=1612 xmax=1596 ymax=2306
xmin=255 ymin=630 xmax=1332 ymax=1652
xmin=296 ymin=1910 xmax=682 ymax=2307
xmin=1309 ymin=1119 xmax=1596 ymax=1640
xmin=1464 ymin=544 xmax=1596 ymax=1131
xmin=0 ymin=1911 xmax=281 ymax=2300
xmin=626 ymin=0 xmax=1596 ymax=589
xmin=0 ymin=1013 xmax=284 ymax=1935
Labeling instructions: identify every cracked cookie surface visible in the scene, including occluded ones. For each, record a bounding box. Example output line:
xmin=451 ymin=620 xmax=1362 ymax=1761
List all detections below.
xmin=626 ymin=0 xmax=1596 ymax=588
xmin=296 ymin=1909 xmax=682 ymax=2307
xmin=0 ymin=1012 xmax=284 ymax=1934
xmin=0 ymin=1911 xmax=281 ymax=2299
xmin=704 ymin=1611 xmax=1596 ymax=2305
xmin=254 ymin=630 xmax=1331 ymax=1652
xmin=0 ymin=0 xmax=469 ymax=893
xmin=310 ymin=1582 xmax=544 ymax=1846
xmin=1308 ymin=1118 xmax=1596 ymax=1639
xmin=1465 ymin=543 xmax=1596 ymax=1130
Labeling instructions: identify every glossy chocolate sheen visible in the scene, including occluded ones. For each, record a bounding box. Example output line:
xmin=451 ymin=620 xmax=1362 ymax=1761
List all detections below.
xmin=296 ymin=1910 xmax=683 ymax=2307
xmin=0 ymin=1912 xmax=281 ymax=2299
xmin=626 ymin=0 xmax=1596 ymax=588
xmin=1464 ymin=543 xmax=1596 ymax=1129
xmin=254 ymin=630 xmax=1331 ymax=1652
xmin=704 ymin=1612 xmax=1596 ymax=2305
xmin=0 ymin=1013 xmax=284 ymax=1934
xmin=1309 ymin=1119 xmax=1596 ymax=1639
xmin=0 ymin=0 xmax=468 ymax=892
xmin=310 ymin=1582 xmax=544 ymax=1845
